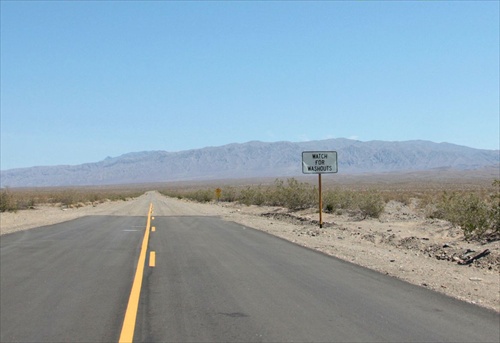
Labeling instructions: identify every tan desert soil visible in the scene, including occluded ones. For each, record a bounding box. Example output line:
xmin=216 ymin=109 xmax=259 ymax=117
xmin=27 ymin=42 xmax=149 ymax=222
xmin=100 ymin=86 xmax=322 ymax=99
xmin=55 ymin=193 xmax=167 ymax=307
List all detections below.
xmin=1 ymin=191 xmax=498 ymax=312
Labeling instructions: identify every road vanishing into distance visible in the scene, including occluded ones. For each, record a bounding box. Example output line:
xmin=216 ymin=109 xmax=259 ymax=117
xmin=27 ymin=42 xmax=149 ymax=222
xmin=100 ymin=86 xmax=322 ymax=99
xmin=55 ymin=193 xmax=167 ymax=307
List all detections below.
xmin=1 ymin=193 xmax=499 ymax=342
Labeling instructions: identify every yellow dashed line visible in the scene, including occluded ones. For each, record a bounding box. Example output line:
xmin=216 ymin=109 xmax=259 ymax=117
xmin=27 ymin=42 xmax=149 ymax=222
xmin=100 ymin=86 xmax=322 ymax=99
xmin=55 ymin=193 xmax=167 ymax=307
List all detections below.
xmin=149 ymin=251 xmax=156 ymax=267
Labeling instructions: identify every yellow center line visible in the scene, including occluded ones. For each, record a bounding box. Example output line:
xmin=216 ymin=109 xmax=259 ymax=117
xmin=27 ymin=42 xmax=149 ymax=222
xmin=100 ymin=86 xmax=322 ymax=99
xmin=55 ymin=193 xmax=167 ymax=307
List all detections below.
xmin=119 ymin=203 xmax=153 ymax=343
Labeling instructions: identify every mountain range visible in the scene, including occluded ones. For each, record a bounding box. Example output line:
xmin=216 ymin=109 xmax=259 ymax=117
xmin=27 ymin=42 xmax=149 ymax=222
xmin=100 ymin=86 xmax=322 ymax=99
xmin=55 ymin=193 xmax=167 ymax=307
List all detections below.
xmin=1 ymin=138 xmax=498 ymax=187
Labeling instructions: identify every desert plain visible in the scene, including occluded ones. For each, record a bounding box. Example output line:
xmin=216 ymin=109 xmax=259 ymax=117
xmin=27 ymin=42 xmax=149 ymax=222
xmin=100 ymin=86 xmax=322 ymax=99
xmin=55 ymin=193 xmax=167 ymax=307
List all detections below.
xmin=1 ymin=172 xmax=499 ymax=314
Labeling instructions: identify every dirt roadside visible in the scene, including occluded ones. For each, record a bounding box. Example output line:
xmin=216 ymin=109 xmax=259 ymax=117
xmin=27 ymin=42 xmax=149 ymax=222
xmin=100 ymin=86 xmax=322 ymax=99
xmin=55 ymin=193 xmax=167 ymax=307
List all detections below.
xmin=1 ymin=191 xmax=498 ymax=312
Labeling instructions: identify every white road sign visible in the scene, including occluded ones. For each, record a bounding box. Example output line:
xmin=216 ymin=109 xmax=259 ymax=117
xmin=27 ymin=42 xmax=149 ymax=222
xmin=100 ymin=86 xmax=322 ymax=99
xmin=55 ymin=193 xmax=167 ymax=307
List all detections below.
xmin=302 ymin=151 xmax=338 ymax=174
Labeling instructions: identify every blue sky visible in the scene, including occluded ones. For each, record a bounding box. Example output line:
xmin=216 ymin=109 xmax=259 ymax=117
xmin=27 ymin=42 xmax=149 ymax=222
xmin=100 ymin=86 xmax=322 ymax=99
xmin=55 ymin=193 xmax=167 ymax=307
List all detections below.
xmin=1 ymin=1 xmax=499 ymax=170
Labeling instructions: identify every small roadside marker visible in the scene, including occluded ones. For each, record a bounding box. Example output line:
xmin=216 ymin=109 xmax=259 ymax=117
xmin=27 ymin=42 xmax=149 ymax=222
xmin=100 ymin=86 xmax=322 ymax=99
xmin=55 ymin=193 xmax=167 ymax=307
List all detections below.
xmin=152 ymin=226 xmax=156 ymax=232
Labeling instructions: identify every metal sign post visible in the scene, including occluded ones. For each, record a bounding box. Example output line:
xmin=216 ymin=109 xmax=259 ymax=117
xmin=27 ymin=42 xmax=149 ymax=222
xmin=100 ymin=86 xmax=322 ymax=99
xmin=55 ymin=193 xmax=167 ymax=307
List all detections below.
xmin=302 ymin=151 xmax=338 ymax=228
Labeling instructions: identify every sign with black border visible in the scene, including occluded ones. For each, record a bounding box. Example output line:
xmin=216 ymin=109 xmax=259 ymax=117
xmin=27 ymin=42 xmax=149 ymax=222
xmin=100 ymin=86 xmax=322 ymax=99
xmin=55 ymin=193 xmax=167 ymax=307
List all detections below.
xmin=302 ymin=151 xmax=338 ymax=174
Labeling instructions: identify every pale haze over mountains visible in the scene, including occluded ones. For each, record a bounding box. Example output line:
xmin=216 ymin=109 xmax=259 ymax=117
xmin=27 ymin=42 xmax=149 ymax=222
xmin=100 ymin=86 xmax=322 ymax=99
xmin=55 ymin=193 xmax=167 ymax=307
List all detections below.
xmin=0 ymin=139 xmax=498 ymax=187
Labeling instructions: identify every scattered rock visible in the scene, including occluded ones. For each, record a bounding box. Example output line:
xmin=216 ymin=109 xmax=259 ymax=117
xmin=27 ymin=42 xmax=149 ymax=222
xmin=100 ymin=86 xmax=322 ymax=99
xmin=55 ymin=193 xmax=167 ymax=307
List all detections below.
xmin=458 ymin=249 xmax=491 ymax=266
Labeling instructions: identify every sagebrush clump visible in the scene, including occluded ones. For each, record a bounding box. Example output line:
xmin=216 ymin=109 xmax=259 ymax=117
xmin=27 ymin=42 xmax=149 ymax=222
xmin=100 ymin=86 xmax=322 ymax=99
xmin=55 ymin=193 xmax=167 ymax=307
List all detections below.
xmin=322 ymin=189 xmax=385 ymax=218
xmin=429 ymin=180 xmax=499 ymax=239
xmin=0 ymin=189 xmax=17 ymax=212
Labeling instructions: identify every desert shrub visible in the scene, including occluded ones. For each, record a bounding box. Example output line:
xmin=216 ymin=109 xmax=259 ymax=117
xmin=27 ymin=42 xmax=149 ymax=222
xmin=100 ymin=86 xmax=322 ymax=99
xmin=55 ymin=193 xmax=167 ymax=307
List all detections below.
xmin=323 ymin=189 xmax=355 ymax=211
xmin=240 ymin=185 xmax=266 ymax=206
xmin=158 ymin=189 xmax=182 ymax=199
xmin=104 ymin=193 xmax=120 ymax=202
xmin=267 ymin=178 xmax=316 ymax=210
xmin=381 ymin=190 xmax=415 ymax=206
xmin=160 ymin=187 xmax=238 ymax=203
xmin=325 ymin=203 xmax=334 ymax=213
xmin=357 ymin=190 xmax=385 ymax=219
xmin=489 ymin=180 xmax=500 ymax=234
xmin=219 ymin=186 xmax=238 ymax=202
xmin=432 ymin=186 xmax=498 ymax=239
xmin=87 ymin=193 xmax=101 ymax=203
xmin=189 ymin=189 xmax=214 ymax=202
xmin=57 ymin=190 xmax=78 ymax=207
xmin=15 ymin=197 xmax=36 ymax=210
xmin=266 ymin=179 xmax=284 ymax=206
xmin=322 ymin=188 xmax=385 ymax=218
xmin=416 ymin=191 xmax=438 ymax=213
xmin=0 ymin=189 xmax=17 ymax=212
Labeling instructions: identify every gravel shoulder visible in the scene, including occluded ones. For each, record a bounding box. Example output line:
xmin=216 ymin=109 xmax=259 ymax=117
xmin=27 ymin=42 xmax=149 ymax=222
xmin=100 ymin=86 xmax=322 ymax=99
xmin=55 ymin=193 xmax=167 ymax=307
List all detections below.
xmin=1 ymin=191 xmax=498 ymax=312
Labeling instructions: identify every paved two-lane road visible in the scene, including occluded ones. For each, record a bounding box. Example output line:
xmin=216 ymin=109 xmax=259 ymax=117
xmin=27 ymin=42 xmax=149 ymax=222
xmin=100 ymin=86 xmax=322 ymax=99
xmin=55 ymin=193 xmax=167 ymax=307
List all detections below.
xmin=1 ymin=199 xmax=499 ymax=342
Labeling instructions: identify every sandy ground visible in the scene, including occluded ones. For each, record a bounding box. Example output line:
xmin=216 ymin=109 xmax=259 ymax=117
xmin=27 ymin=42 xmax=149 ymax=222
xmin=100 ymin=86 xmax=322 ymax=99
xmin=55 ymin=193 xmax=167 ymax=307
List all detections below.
xmin=1 ymin=191 xmax=498 ymax=312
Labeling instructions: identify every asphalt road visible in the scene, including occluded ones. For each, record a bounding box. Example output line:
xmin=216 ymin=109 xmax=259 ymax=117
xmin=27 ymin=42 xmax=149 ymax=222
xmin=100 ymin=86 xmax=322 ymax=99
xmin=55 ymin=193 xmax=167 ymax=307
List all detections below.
xmin=0 ymin=215 xmax=146 ymax=343
xmin=1 ymin=212 xmax=499 ymax=342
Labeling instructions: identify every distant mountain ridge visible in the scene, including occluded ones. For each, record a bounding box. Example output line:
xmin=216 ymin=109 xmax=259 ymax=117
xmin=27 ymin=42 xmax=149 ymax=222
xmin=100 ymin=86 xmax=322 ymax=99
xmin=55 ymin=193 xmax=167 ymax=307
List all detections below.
xmin=1 ymin=139 xmax=498 ymax=187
